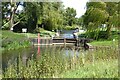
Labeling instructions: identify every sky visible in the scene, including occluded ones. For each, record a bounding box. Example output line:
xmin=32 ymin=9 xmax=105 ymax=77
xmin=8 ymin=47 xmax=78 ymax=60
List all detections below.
xmin=61 ymin=0 xmax=89 ymax=18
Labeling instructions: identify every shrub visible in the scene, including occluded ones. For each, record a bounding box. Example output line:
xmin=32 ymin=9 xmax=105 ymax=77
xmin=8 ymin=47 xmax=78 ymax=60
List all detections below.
xmin=81 ymin=31 xmax=118 ymax=40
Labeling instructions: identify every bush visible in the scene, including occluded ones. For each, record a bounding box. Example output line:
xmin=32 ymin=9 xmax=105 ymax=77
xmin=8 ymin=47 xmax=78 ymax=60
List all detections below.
xmin=33 ymin=28 xmax=55 ymax=37
xmin=98 ymin=31 xmax=108 ymax=40
xmin=63 ymin=26 xmax=76 ymax=30
xmin=78 ymin=34 xmax=87 ymax=38
xmin=33 ymin=28 xmax=44 ymax=33
xmin=82 ymin=31 xmax=118 ymax=40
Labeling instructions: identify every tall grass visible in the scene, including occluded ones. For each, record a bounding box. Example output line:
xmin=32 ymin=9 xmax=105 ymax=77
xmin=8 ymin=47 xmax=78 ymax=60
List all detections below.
xmin=2 ymin=46 xmax=118 ymax=78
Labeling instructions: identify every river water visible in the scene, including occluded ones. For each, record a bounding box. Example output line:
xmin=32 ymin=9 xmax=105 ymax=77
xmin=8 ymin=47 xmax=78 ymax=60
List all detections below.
xmin=2 ymin=45 xmax=86 ymax=72
xmin=2 ymin=30 xmax=85 ymax=71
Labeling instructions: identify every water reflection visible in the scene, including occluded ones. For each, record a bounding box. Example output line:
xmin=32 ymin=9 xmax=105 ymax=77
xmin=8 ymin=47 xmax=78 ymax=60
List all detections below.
xmin=2 ymin=45 xmax=86 ymax=71
xmin=37 ymin=45 xmax=40 ymax=56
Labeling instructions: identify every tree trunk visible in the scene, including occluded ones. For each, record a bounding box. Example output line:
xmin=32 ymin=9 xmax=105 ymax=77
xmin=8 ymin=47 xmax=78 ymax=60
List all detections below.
xmin=9 ymin=2 xmax=14 ymax=30
xmin=10 ymin=11 xmax=14 ymax=30
xmin=9 ymin=2 xmax=20 ymax=30
xmin=106 ymin=24 xmax=112 ymax=39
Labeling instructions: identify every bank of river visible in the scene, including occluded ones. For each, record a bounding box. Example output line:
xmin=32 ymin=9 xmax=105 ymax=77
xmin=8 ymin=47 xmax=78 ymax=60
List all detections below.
xmin=2 ymin=30 xmax=31 ymax=51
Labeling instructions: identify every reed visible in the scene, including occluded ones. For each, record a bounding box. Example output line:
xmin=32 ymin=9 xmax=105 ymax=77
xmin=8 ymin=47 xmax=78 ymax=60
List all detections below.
xmin=2 ymin=46 xmax=118 ymax=78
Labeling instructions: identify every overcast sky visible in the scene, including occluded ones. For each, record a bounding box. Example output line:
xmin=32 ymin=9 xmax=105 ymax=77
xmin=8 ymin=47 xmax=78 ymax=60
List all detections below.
xmin=61 ymin=0 xmax=89 ymax=18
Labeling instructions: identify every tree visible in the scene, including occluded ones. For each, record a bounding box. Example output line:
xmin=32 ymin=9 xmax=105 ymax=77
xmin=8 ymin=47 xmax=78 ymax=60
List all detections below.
xmin=84 ymin=7 xmax=108 ymax=30
xmin=39 ymin=2 xmax=64 ymax=31
xmin=24 ymin=2 xmax=39 ymax=32
xmin=64 ymin=7 xmax=77 ymax=26
xmin=83 ymin=2 xmax=118 ymax=39
xmin=2 ymin=2 xmax=24 ymax=30
xmin=76 ymin=17 xmax=83 ymax=26
xmin=2 ymin=2 xmax=65 ymax=32
xmin=105 ymin=2 xmax=118 ymax=38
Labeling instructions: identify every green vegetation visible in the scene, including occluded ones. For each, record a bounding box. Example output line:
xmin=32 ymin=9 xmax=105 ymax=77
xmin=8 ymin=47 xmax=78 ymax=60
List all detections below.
xmin=63 ymin=25 xmax=79 ymax=30
xmin=2 ymin=2 xmax=83 ymax=33
xmin=34 ymin=28 xmax=55 ymax=37
xmin=78 ymin=30 xmax=119 ymax=40
xmin=0 ymin=75 xmax=1 ymax=80
xmin=1 ymin=1 xmax=119 ymax=78
xmin=83 ymin=2 xmax=119 ymax=40
xmin=2 ymin=47 xmax=118 ymax=78
xmin=2 ymin=30 xmax=31 ymax=50
xmin=60 ymin=59 xmax=118 ymax=78
xmin=2 ymin=2 xmax=119 ymax=40
xmin=89 ymin=40 xmax=118 ymax=47
xmin=2 ymin=28 xmax=56 ymax=50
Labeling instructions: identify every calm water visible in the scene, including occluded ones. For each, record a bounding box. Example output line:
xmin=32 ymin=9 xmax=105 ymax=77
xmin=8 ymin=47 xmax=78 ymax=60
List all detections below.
xmin=2 ymin=29 xmax=83 ymax=71
xmin=2 ymin=45 xmax=85 ymax=71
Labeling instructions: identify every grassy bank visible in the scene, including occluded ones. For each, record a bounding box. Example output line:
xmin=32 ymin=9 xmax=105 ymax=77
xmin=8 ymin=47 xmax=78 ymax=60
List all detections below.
xmin=89 ymin=40 xmax=118 ymax=47
xmin=2 ymin=30 xmax=31 ymax=50
xmin=1 ymin=29 xmax=55 ymax=50
xmin=2 ymin=46 xmax=118 ymax=78
xmin=33 ymin=28 xmax=55 ymax=38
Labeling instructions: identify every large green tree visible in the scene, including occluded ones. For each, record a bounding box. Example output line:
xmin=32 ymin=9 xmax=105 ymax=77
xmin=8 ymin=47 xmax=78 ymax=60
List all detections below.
xmin=24 ymin=2 xmax=39 ymax=32
xmin=83 ymin=2 xmax=118 ymax=39
xmin=63 ymin=7 xmax=77 ymax=26
xmin=40 ymin=2 xmax=64 ymax=31
xmin=2 ymin=2 xmax=65 ymax=32
xmin=105 ymin=2 xmax=118 ymax=37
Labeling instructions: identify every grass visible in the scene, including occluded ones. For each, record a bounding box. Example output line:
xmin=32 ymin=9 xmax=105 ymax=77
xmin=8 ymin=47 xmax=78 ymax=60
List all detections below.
xmin=60 ymin=59 xmax=118 ymax=78
xmin=1 ymin=29 xmax=55 ymax=50
xmin=2 ymin=46 xmax=118 ymax=78
xmin=89 ymin=40 xmax=118 ymax=47
xmin=21 ymin=33 xmax=38 ymax=38
xmin=60 ymin=47 xmax=118 ymax=78
xmin=0 ymin=75 xmax=2 ymax=79
xmin=20 ymin=28 xmax=56 ymax=38
xmin=2 ymin=30 xmax=31 ymax=50
xmin=33 ymin=28 xmax=56 ymax=37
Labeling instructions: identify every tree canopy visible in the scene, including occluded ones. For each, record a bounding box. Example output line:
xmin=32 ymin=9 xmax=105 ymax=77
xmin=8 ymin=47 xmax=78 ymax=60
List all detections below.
xmin=83 ymin=2 xmax=119 ymax=39
xmin=2 ymin=1 xmax=119 ymax=39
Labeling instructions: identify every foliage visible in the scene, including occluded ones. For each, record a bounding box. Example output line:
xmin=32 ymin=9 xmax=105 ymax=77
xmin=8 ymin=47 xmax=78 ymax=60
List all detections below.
xmin=83 ymin=2 xmax=118 ymax=39
xmin=76 ymin=17 xmax=84 ymax=27
xmin=41 ymin=2 xmax=64 ymax=31
xmin=63 ymin=7 xmax=77 ymax=26
xmin=33 ymin=28 xmax=55 ymax=37
xmin=2 ymin=2 xmax=25 ymax=30
xmin=63 ymin=25 xmax=77 ymax=30
xmin=2 ymin=30 xmax=31 ymax=50
xmin=2 ymin=2 xmax=65 ymax=32
xmin=89 ymin=40 xmax=118 ymax=47
xmin=23 ymin=2 xmax=65 ymax=32
xmin=81 ymin=30 xmax=119 ymax=40
xmin=60 ymin=59 xmax=118 ymax=78
xmin=84 ymin=8 xmax=108 ymax=29
xmin=24 ymin=2 xmax=41 ymax=32
xmin=2 ymin=46 xmax=118 ymax=78
xmin=86 ymin=2 xmax=106 ymax=10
